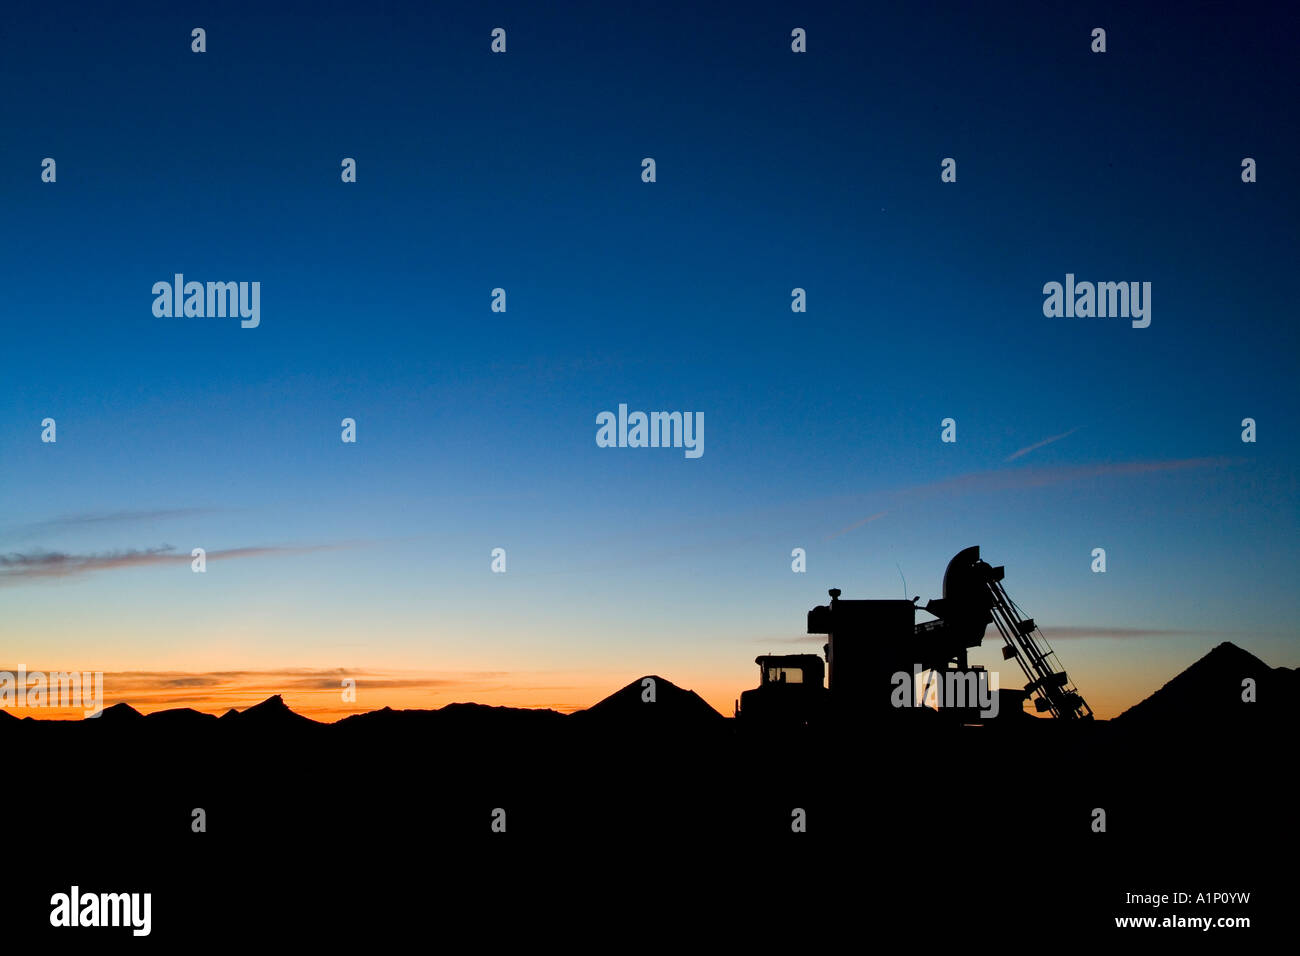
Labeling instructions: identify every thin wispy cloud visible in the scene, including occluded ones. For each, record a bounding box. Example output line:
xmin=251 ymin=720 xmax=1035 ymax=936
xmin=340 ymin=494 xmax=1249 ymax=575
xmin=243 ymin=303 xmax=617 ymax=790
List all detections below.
xmin=823 ymin=511 xmax=889 ymax=542
xmin=828 ymin=457 xmax=1235 ymax=542
xmin=1036 ymin=626 xmax=1236 ymax=640
xmin=1004 ymin=427 xmax=1079 ymax=462
xmin=0 ymin=508 xmax=219 ymax=541
xmin=1 ymin=668 xmax=513 ymax=684
xmin=0 ymin=542 xmax=362 ymax=585
xmin=82 ymin=668 xmax=508 ymax=696
xmin=0 ymin=545 xmax=178 ymax=580
xmin=901 ymin=457 xmax=1235 ymax=500
xmin=765 ymin=625 xmax=1239 ymax=644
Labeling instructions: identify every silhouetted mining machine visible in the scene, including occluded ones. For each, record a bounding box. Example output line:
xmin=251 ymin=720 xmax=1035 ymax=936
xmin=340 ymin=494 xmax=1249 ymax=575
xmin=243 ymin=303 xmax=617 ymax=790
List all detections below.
xmin=736 ymin=546 xmax=1093 ymax=726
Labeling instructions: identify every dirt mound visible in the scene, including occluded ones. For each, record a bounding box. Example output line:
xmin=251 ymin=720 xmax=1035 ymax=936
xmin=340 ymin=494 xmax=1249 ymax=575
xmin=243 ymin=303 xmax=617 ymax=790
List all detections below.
xmin=1115 ymin=642 xmax=1297 ymax=726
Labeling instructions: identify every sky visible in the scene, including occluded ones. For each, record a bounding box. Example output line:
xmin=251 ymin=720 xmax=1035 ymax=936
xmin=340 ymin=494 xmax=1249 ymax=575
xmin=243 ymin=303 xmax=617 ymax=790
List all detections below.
xmin=1 ymin=1 xmax=1297 ymax=720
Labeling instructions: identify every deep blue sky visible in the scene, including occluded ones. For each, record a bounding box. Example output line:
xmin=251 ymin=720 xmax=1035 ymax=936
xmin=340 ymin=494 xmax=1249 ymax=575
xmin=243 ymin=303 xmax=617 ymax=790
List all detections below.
xmin=2 ymin=1 xmax=1297 ymax=716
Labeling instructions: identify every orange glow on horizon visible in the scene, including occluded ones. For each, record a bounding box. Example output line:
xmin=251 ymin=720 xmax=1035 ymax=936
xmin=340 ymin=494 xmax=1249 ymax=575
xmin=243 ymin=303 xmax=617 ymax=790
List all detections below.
xmin=0 ymin=665 xmax=1143 ymax=722
xmin=0 ymin=670 xmax=753 ymax=722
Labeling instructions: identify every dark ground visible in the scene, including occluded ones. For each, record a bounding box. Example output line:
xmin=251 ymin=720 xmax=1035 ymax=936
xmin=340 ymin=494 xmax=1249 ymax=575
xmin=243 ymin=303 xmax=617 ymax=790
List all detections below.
xmin=4 ymin=678 xmax=1290 ymax=945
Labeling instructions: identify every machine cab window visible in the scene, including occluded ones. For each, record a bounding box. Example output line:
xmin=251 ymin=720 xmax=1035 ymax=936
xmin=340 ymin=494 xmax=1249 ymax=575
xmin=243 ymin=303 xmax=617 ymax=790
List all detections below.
xmin=763 ymin=664 xmax=804 ymax=684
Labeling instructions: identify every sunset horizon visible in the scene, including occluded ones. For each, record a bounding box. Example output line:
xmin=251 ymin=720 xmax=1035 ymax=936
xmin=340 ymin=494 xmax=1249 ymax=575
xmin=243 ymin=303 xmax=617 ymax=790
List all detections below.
xmin=1 ymin=623 xmax=1286 ymax=722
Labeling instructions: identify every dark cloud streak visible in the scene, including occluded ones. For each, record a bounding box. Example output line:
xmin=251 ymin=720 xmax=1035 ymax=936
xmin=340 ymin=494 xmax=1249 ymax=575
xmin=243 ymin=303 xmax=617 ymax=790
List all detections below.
xmin=0 ymin=542 xmax=362 ymax=585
